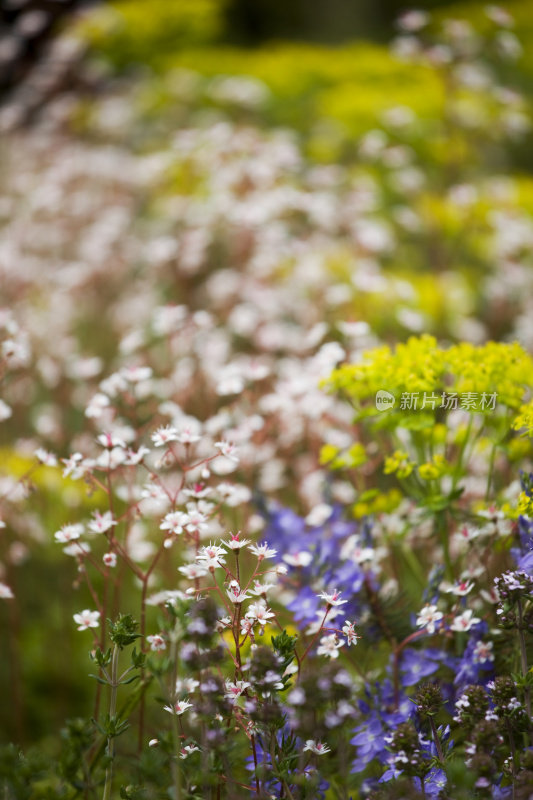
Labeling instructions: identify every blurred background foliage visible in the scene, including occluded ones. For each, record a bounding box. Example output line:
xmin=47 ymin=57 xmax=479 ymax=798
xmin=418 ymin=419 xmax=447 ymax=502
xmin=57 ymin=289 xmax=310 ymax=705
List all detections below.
xmin=79 ymin=0 xmax=533 ymax=167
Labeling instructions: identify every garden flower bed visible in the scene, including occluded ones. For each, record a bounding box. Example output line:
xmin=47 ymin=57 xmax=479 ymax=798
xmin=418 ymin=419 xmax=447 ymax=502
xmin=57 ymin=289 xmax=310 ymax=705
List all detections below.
xmin=1 ymin=2 xmax=533 ymax=798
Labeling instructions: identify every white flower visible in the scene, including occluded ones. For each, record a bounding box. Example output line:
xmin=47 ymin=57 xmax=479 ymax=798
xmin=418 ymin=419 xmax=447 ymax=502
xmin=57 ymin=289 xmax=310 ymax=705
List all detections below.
xmin=397 ymin=10 xmax=429 ymax=31
xmin=151 ymin=425 xmax=179 ymax=447
xmin=96 ymin=448 xmax=127 ymax=471
xmin=473 ymin=640 xmax=494 ymax=664
xmin=249 ymin=542 xmax=277 ymax=560
xmin=163 ymin=700 xmax=193 ymax=715
xmin=85 ymin=393 xmax=110 ymax=419
xmin=443 ymin=580 xmax=474 ymax=597
xmin=73 ymin=609 xmax=100 ymax=631
xmin=62 ymin=452 xmax=84 ymax=479
xmin=176 ymin=677 xmax=200 ymax=694
xmin=224 ymin=680 xmax=251 ymax=701
xmin=148 ymin=739 xmax=159 ymax=748
xmin=121 ymin=365 xmax=153 ymax=383
xmin=97 ymin=432 xmax=127 ymax=449
xmin=317 ymin=589 xmax=347 ymax=607
xmin=339 ymin=533 xmax=377 ymax=566
xmin=223 ymin=532 xmax=251 ymax=551
xmin=183 ymin=483 xmax=212 ymax=499
xmin=147 ymin=634 xmax=167 ymax=652
xmin=214 ymin=441 xmax=239 ymax=462
xmin=240 ymin=617 xmax=255 ymax=637
xmin=283 ymin=551 xmax=313 ymax=568
xmin=485 ymin=5 xmax=514 ymax=28
xmin=179 ymin=744 xmax=200 ymax=759
xmin=216 ymin=375 xmax=244 ymax=396
xmin=316 ymin=634 xmax=344 ymax=659
xmin=245 ymin=601 xmax=275 ymax=627
xmin=103 ymin=552 xmax=117 ymax=568
xmin=226 ymin=581 xmax=251 ymax=604
xmin=416 ymin=604 xmax=443 ymax=634
xmin=124 ymin=446 xmax=150 ymax=465
xmin=183 ymin=504 xmax=210 ymax=534
xmin=450 ymin=609 xmax=481 ymax=633
xmin=197 ymin=544 xmax=226 ymax=569
xmin=0 ymin=582 xmax=14 ymax=599
xmin=178 ymin=564 xmax=208 ymax=581
xmin=303 ymin=739 xmax=331 ymax=755
xmin=0 ymin=400 xmax=12 ymax=421
xmin=457 ymin=524 xmax=487 ymax=543
xmin=35 ymin=448 xmax=58 ymax=467
xmin=54 ymin=523 xmax=84 ymax=543
xmin=263 ymin=670 xmax=284 ymax=689
xmin=305 ymin=503 xmax=333 ymax=527
xmin=216 ymin=482 xmax=251 ymax=506
xmin=63 ymin=541 xmax=91 ymax=557
xmin=160 ymin=511 xmax=186 ymax=535
xmin=250 ymin=579 xmax=277 ymax=596
xmin=176 ymin=427 xmax=201 ymax=445
xmin=88 ymin=511 xmax=117 ymax=535
xmin=342 ymin=621 xmax=360 ymax=646
xmin=287 ymin=688 xmax=306 ymax=706
xmin=100 ymin=372 xmax=128 ymax=396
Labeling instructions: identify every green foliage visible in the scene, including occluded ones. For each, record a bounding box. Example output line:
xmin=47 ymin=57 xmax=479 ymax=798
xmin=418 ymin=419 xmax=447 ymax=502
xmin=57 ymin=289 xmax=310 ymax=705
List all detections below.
xmin=108 ymin=614 xmax=141 ymax=649
xmin=271 ymin=629 xmax=297 ymax=680
xmin=81 ymin=0 xmax=227 ymax=71
xmin=78 ymin=0 xmax=533 ymax=167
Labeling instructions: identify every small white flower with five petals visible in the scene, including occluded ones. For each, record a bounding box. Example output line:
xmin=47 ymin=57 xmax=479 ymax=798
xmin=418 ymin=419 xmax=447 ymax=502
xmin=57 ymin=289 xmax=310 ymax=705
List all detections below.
xmin=303 ymin=740 xmax=331 ymax=755
xmin=416 ymin=604 xmax=443 ymax=634
xmin=73 ymin=609 xmax=100 ymax=631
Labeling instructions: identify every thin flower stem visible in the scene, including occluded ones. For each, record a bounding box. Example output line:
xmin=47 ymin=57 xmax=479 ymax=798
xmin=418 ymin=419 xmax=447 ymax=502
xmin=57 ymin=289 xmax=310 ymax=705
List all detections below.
xmin=298 ymin=605 xmax=331 ymax=670
xmin=270 ymin=737 xmax=296 ymax=800
xmin=485 ymin=441 xmax=497 ymax=501
xmin=169 ymin=635 xmax=182 ymax=800
xmin=102 ymin=643 xmax=120 ymax=800
xmin=517 ymin=598 xmax=532 ymax=720
xmin=429 ymin=716 xmax=444 ymax=763
xmin=250 ymin=734 xmax=260 ymax=795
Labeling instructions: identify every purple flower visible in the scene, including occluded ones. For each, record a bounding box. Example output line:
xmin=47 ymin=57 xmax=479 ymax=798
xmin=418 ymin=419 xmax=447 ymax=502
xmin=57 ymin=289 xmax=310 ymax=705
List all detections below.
xmin=351 ymin=718 xmax=388 ymax=772
xmin=454 ymin=624 xmax=494 ymax=690
xmin=399 ymin=647 xmax=442 ymax=687
xmin=287 ymin=585 xmax=321 ymax=625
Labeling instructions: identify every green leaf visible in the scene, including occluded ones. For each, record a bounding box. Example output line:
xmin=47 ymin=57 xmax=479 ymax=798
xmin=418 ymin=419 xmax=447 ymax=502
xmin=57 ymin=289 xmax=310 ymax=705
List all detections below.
xmin=88 ymin=673 xmax=109 ymax=685
xmin=108 ymin=614 xmax=141 ymax=649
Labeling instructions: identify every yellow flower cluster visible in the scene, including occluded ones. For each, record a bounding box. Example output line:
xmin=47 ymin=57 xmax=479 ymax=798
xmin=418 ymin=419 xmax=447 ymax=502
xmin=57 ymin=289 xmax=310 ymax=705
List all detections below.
xmin=384 ymin=450 xmax=414 ymax=479
xmin=326 ymin=335 xmax=533 ymax=418
xmin=418 ymin=454 xmax=448 ymax=481
xmin=352 ymin=488 xmax=402 ymax=519
xmin=513 ymin=400 xmax=533 ymax=438
xmin=517 ymin=491 xmax=533 ymax=518
xmin=448 ymin=342 xmax=533 ymax=410
xmin=319 ymin=442 xmax=367 ymax=470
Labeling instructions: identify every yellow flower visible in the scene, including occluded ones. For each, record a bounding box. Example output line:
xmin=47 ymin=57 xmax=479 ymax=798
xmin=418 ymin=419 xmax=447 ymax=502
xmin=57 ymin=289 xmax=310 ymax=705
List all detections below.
xmin=384 ymin=450 xmax=414 ymax=478
xmin=517 ymin=491 xmax=533 ymax=518
xmin=325 ymin=336 xmax=533 ymax=417
xmin=418 ymin=455 xmax=448 ymax=481
xmin=513 ymin=400 xmax=533 ymax=437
